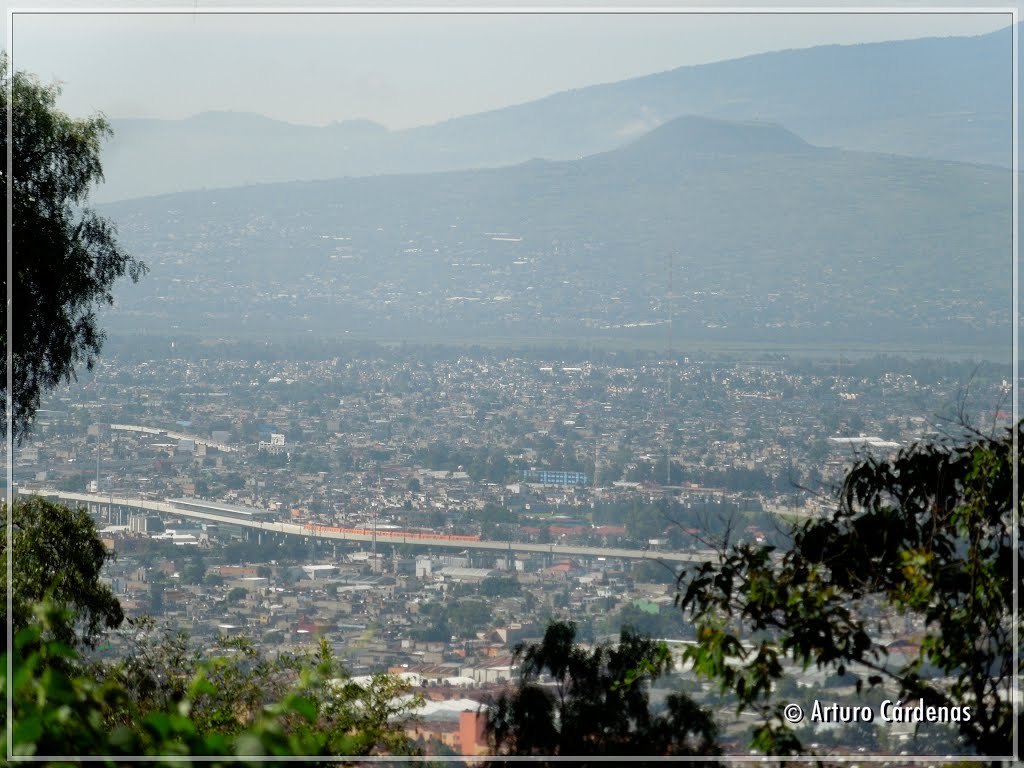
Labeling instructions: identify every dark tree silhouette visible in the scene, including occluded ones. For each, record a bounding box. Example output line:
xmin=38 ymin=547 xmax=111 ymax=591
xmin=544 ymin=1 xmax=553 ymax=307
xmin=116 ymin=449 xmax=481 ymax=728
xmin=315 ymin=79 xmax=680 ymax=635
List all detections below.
xmin=1 ymin=59 xmax=146 ymax=440
xmin=2 ymin=497 xmax=123 ymax=650
xmin=485 ymin=620 xmax=720 ymax=762
xmin=678 ymin=424 xmax=1021 ymax=757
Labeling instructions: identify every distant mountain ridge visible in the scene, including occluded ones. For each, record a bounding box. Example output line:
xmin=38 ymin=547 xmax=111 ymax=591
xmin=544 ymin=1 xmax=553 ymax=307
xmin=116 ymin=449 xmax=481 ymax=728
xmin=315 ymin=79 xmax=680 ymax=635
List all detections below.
xmin=97 ymin=26 xmax=1012 ymax=202
xmin=99 ymin=113 xmax=1010 ymax=353
xmin=615 ymin=116 xmax=813 ymax=158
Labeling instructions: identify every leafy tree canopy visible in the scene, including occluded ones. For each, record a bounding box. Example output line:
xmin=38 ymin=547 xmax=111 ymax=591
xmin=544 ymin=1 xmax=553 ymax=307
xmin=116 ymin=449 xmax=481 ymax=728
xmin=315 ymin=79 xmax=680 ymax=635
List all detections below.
xmin=1 ymin=58 xmax=146 ymax=440
xmin=678 ymin=424 xmax=1021 ymax=757
xmin=8 ymin=605 xmax=422 ymax=761
xmin=485 ymin=620 xmax=720 ymax=761
xmin=1 ymin=497 xmax=123 ymax=651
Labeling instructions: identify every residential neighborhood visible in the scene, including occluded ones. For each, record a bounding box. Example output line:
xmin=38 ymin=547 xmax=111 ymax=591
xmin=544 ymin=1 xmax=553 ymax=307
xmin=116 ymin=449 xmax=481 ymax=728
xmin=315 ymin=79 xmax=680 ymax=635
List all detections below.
xmin=11 ymin=346 xmax=1006 ymax=757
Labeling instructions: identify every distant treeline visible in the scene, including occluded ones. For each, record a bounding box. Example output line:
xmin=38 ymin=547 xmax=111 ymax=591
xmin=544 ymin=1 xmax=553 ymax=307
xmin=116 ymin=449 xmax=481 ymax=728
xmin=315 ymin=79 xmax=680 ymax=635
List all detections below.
xmin=103 ymin=334 xmax=1009 ymax=380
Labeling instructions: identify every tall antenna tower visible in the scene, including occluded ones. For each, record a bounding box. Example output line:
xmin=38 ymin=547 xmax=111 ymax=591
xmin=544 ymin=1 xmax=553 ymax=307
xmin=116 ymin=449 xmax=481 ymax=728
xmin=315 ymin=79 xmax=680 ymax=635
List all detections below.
xmin=835 ymin=354 xmax=852 ymax=394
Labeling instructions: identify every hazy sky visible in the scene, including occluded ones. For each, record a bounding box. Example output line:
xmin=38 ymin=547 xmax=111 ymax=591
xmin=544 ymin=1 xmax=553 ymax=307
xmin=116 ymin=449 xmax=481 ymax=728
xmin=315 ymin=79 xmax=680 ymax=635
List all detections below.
xmin=8 ymin=3 xmax=1012 ymax=130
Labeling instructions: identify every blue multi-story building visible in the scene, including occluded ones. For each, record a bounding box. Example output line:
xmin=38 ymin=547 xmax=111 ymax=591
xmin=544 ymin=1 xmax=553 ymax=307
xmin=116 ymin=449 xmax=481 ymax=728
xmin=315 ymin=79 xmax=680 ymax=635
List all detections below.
xmin=522 ymin=469 xmax=588 ymax=486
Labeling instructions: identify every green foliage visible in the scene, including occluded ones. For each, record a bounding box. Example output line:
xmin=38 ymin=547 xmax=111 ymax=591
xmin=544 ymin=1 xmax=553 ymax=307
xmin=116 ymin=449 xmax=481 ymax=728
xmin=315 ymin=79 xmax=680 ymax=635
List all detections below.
xmin=447 ymin=599 xmax=491 ymax=639
xmin=2 ymin=498 xmax=123 ymax=651
xmin=485 ymin=620 xmax=719 ymax=760
xmin=480 ymin=502 xmax=517 ymax=525
xmin=415 ymin=599 xmax=492 ymax=641
xmin=2 ymin=58 xmax=146 ymax=440
xmin=478 ymin=575 xmax=521 ymax=598
xmin=609 ymin=602 xmax=691 ymax=640
xmin=180 ymin=563 xmax=207 ymax=585
xmin=255 ymin=450 xmax=289 ymax=469
xmin=632 ymin=558 xmax=676 ymax=584
xmin=626 ymin=502 xmax=668 ymax=542
xmin=677 ymin=424 xmax=1021 ymax=756
xmin=415 ymin=444 xmax=514 ymax=483
xmin=450 ymin=575 xmax=522 ymax=600
xmin=8 ymin=605 xmax=423 ymax=762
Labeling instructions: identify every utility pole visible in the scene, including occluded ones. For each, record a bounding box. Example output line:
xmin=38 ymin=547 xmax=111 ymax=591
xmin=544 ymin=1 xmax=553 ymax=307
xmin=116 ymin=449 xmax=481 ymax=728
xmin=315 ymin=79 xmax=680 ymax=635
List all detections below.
xmin=666 ymin=251 xmax=674 ymax=486
xmin=373 ymin=474 xmax=381 ymax=569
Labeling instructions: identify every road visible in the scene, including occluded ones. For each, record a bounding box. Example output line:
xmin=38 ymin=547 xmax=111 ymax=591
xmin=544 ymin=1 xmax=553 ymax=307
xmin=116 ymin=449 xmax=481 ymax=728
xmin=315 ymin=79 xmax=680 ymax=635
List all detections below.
xmin=21 ymin=489 xmax=716 ymax=564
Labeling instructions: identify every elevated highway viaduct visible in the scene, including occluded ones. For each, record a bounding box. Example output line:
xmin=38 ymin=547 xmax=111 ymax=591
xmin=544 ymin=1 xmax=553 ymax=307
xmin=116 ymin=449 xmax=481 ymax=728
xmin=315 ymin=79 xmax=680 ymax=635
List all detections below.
xmin=20 ymin=489 xmax=715 ymax=565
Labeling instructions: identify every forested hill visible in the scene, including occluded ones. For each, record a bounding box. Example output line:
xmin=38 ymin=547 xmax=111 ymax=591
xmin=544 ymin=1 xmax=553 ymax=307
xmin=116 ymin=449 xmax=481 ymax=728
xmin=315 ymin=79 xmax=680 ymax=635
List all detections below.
xmin=100 ymin=115 xmax=1010 ymax=354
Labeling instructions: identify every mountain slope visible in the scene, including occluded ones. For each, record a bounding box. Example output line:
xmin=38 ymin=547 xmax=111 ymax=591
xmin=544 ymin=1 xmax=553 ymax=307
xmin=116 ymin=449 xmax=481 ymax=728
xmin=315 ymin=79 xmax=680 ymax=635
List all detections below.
xmin=97 ymin=27 xmax=1012 ymax=202
xmin=98 ymin=116 xmax=1011 ymax=352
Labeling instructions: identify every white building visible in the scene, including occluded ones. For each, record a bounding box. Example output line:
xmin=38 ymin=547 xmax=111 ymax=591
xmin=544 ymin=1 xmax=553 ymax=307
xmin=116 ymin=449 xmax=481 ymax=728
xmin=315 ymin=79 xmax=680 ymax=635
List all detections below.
xmin=259 ymin=433 xmax=287 ymax=454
